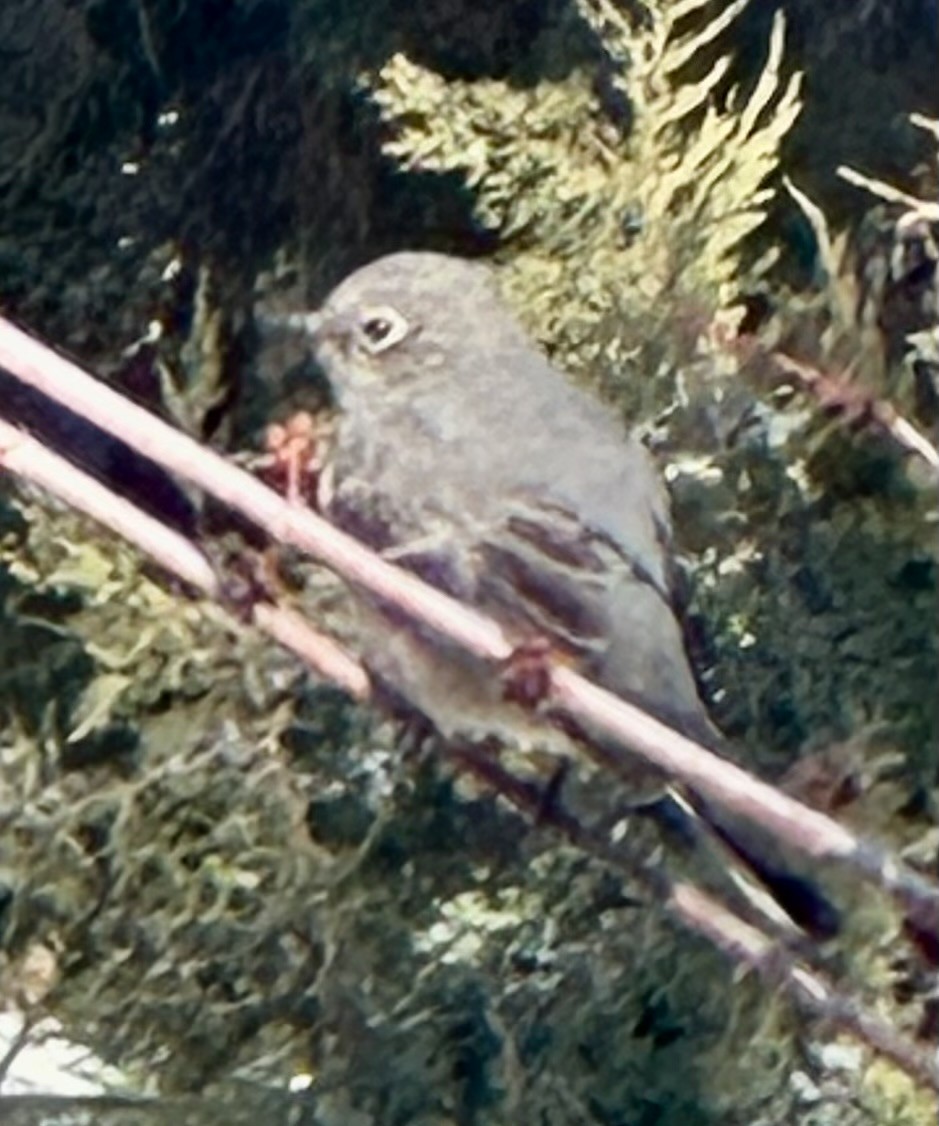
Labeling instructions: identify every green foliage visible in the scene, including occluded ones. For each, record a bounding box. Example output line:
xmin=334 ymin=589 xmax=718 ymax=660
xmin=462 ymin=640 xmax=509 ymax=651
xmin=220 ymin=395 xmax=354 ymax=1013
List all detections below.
xmin=367 ymin=0 xmax=802 ymax=350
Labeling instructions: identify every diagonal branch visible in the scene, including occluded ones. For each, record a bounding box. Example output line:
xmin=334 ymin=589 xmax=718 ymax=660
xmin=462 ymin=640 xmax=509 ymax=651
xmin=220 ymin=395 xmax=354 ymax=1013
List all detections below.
xmin=0 ymin=417 xmax=369 ymax=701
xmin=771 ymin=350 xmax=939 ymax=475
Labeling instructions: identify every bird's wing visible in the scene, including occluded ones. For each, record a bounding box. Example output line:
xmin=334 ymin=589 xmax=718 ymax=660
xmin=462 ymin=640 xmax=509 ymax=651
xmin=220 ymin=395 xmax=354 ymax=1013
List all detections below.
xmin=472 ymin=492 xmax=715 ymax=741
xmin=474 ymin=494 xmax=668 ymax=661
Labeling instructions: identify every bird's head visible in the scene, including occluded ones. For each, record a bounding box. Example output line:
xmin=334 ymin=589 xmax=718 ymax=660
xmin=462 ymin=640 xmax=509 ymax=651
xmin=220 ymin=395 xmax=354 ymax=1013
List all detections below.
xmin=307 ymin=252 xmax=512 ymax=403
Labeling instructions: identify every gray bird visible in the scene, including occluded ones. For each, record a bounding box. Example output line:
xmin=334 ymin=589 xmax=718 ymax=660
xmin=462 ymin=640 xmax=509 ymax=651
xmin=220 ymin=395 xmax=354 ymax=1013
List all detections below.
xmin=308 ymin=250 xmax=837 ymax=936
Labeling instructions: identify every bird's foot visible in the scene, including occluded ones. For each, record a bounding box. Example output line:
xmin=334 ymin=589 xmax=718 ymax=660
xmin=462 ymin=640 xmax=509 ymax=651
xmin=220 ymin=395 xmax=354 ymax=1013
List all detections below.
xmin=500 ymin=637 xmax=554 ymax=709
xmin=259 ymin=409 xmax=333 ymax=507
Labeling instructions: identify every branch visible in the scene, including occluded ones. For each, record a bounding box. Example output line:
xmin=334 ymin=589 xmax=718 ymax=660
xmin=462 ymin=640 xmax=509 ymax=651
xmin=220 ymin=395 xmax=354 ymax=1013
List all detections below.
xmin=0 ymin=417 xmax=369 ymax=702
xmin=837 ymin=164 xmax=939 ymax=223
xmin=771 ymin=351 xmax=939 ymax=475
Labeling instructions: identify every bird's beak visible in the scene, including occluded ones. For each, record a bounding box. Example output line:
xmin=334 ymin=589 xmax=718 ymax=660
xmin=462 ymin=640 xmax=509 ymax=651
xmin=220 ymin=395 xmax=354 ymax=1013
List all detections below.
xmin=257 ymin=310 xmax=323 ymax=336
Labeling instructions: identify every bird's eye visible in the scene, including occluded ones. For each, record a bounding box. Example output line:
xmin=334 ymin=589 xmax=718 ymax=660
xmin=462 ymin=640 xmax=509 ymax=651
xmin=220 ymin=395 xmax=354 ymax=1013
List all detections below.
xmin=356 ymin=305 xmax=411 ymax=354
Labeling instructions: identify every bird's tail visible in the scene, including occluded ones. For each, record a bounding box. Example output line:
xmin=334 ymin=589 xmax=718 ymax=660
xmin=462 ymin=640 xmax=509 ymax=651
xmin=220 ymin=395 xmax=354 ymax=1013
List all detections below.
xmin=651 ymin=788 xmax=841 ymax=940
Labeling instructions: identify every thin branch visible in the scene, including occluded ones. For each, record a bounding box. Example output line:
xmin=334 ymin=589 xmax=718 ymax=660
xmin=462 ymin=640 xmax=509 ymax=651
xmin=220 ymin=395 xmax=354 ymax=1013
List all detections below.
xmin=670 ymin=883 xmax=939 ymax=1091
xmin=252 ymin=601 xmax=369 ymax=701
xmin=837 ymin=164 xmax=939 ymax=223
xmin=0 ymin=420 xmax=219 ymax=594
xmin=771 ymin=351 xmax=939 ymax=475
xmin=0 ymin=316 xmax=937 ymax=936
xmin=0 ymin=1016 xmax=36 ymax=1090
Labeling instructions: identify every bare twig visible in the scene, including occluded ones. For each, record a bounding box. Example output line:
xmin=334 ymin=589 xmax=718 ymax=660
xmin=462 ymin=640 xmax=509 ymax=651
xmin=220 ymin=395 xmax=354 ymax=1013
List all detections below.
xmin=0 ymin=1015 xmax=36 ymax=1090
xmin=0 ymin=421 xmax=219 ymax=593
xmin=771 ymin=351 xmax=939 ymax=474
xmin=0 ymin=316 xmax=937 ymax=937
xmin=252 ymin=601 xmax=369 ymax=701
xmin=671 ymin=883 xmax=939 ymax=1091
xmin=837 ymin=164 xmax=939 ymax=223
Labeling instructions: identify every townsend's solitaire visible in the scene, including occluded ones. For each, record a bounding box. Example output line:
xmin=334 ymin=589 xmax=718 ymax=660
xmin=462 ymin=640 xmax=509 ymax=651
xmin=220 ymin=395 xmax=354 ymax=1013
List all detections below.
xmin=312 ymin=252 xmax=713 ymax=750
xmin=307 ymin=251 xmax=837 ymax=935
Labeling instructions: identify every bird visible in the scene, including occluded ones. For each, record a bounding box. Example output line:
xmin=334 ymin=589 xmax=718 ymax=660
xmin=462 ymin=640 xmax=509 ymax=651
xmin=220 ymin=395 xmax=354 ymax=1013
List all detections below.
xmin=304 ymin=250 xmax=838 ymax=938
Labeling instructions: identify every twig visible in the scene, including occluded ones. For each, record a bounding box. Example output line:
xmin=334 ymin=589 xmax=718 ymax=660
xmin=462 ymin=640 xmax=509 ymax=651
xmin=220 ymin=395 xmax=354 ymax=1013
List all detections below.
xmin=0 ymin=420 xmax=218 ymax=594
xmin=0 ymin=1015 xmax=36 ymax=1090
xmin=671 ymin=883 xmax=939 ymax=1091
xmin=837 ymin=164 xmax=939 ymax=223
xmin=771 ymin=351 xmax=939 ymax=475
xmin=0 ymin=316 xmax=937 ymax=937
xmin=252 ymin=601 xmax=369 ymax=701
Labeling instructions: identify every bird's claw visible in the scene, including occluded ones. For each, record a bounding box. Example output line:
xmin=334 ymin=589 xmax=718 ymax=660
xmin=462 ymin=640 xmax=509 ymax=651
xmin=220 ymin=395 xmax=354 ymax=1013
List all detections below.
xmin=501 ymin=637 xmax=554 ymax=709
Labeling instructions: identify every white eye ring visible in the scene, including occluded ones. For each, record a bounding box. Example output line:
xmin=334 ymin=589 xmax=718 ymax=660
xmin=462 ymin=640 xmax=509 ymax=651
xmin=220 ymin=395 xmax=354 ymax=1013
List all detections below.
xmin=356 ymin=305 xmax=411 ymax=354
